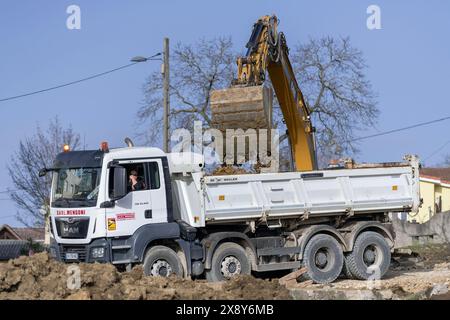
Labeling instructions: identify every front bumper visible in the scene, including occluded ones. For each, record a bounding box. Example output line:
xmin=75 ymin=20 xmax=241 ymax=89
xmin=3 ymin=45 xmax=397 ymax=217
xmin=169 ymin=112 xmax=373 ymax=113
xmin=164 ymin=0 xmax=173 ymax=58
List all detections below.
xmin=50 ymin=238 xmax=110 ymax=263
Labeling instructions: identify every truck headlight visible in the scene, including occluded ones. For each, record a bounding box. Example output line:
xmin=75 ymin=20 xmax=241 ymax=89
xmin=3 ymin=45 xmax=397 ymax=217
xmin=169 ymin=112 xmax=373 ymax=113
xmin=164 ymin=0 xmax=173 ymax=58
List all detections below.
xmin=91 ymin=247 xmax=105 ymax=258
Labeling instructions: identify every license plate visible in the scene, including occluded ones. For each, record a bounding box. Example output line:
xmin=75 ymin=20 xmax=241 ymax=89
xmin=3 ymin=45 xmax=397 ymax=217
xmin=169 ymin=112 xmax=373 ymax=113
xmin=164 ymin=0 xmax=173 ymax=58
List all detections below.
xmin=65 ymin=252 xmax=79 ymax=260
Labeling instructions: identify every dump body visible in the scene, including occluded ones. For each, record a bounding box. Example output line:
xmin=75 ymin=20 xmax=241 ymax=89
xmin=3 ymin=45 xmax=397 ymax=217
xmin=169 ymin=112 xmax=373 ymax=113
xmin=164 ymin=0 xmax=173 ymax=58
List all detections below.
xmin=172 ymin=157 xmax=420 ymax=227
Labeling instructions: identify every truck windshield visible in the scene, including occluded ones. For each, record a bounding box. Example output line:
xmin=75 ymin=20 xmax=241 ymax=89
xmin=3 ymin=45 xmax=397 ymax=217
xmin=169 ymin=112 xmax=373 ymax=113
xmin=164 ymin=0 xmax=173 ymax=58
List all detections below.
xmin=51 ymin=168 xmax=101 ymax=207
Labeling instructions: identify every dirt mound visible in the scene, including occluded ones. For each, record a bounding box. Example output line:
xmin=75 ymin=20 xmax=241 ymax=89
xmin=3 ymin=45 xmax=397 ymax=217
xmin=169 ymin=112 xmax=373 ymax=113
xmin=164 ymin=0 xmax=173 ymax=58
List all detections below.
xmin=211 ymin=162 xmax=272 ymax=175
xmin=0 ymin=253 xmax=291 ymax=300
xmin=211 ymin=166 xmax=250 ymax=175
xmin=410 ymin=243 xmax=450 ymax=268
xmin=391 ymin=244 xmax=450 ymax=272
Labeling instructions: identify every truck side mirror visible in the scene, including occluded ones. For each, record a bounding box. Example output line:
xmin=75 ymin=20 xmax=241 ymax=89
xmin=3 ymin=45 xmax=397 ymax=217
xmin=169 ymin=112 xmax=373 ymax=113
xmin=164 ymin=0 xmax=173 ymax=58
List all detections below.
xmin=112 ymin=166 xmax=127 ymax=200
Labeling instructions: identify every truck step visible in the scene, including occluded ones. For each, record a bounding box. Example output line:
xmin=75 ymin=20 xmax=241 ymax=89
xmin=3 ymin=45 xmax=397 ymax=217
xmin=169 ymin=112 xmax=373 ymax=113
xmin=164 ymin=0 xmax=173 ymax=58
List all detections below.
xmin=112 ymin=245 xmax=132 ymax=250
xmin=254 ymin=261 xmax=301 ymax=272
xmin=112 ymin=259 xmax=132 ymax=265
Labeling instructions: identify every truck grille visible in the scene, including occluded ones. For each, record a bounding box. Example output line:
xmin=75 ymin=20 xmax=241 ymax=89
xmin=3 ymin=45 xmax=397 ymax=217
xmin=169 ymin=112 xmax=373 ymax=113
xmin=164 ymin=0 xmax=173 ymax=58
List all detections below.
xmin=60 ymin=245 xmax=87 ymax=262
xmin=55 ymin=217 xmax=89 ymax=239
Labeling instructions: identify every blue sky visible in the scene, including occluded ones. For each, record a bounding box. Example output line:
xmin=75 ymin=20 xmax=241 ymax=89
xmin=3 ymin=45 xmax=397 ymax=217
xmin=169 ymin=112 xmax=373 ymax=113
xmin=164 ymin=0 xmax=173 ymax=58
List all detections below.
xmin=1 ymin=0 xmax=449 ymax=226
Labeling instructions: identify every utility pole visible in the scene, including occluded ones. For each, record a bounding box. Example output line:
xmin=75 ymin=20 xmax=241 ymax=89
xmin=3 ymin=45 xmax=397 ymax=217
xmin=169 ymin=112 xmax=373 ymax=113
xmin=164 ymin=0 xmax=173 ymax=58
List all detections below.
xmin=162 ymin=37 xmax=170 ymax=153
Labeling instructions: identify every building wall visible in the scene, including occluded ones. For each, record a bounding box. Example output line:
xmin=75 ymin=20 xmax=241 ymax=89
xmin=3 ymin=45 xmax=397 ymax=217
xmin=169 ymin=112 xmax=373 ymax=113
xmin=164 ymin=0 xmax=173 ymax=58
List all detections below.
xmin=409 ymin=179 xmax=450 ymax=223
xmin=442 ymin=187 xmax=450 ymax=212
xmin=393 ymin=211 xmax=450 ymax=247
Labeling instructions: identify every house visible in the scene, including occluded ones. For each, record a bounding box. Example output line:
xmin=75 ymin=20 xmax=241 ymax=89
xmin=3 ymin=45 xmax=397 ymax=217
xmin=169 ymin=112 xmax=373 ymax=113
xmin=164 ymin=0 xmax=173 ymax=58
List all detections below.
xmin=0 ymin=224 xmax=45 ymax=261
xmin=0 ymin=224 xmax=45 ymax=242
xmin=409 ymin=167 xmax=450 ymax=223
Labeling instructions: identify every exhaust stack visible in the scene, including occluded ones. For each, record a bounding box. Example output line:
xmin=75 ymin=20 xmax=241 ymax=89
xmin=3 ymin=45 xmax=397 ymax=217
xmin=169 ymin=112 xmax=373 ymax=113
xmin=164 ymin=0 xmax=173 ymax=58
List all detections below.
xmin=124 ymin=137 xmax=134 ymax=147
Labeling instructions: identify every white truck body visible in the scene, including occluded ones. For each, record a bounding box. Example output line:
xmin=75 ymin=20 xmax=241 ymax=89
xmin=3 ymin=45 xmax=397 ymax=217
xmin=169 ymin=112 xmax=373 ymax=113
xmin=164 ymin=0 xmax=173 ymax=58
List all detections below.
xmin=171 ymin=156 xmax=420 ymax=227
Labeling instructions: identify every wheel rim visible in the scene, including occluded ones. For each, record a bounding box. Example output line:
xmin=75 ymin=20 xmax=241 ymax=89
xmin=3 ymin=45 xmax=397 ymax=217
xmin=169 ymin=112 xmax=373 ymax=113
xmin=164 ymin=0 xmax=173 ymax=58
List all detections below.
xmin=150 ymin=259 xmax=173 ymax=277
xmin=313 ymin=247 xmax=334 ymax=271
xmin=363 ymin=244 xmax=381 ymax=268
xmin=220 ymin=256 xmax=242 ymax=278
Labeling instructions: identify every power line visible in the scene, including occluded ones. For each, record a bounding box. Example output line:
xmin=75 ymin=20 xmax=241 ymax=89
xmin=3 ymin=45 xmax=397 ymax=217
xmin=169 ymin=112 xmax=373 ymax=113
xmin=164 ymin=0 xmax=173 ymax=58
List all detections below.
xmin=423 ymin=139 xmax=450 ymax=162
xmin=0 ymin=54 xmax=161 ymax=103
xmin=350 ymin=115 xmax=450 ymax=142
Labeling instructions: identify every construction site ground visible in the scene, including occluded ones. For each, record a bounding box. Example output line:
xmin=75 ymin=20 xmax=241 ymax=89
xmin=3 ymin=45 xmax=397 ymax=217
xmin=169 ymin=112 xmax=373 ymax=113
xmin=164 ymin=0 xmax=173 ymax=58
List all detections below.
xmin=0 ymin=244 xmax=449 ymax=300
xmin=288 ymin=243 xmax=450 ymax=300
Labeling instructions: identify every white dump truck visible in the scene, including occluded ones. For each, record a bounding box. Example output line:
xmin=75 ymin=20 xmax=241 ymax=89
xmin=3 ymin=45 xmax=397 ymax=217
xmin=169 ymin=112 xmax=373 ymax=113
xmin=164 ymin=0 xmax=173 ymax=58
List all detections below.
xmin=40 ymin=143 xmax=420 ymax=283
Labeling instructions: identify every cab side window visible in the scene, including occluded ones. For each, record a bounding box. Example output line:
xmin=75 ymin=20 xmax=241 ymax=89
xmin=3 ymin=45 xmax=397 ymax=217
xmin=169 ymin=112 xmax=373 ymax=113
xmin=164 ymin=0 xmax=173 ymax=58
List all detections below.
xmin=108 ymin=161 xmax=161 ymax=198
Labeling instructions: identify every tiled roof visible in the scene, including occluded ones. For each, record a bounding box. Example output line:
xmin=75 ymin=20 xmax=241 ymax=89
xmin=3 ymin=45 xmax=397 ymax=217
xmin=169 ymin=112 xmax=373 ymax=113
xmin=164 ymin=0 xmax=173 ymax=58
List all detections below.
xmin=12 ymin=227 xmax=45 ymax=241
xmin=0 ymin=240 xmax=28 ymax=260
xmin=420 ymin=167 xmax=450 ymax=184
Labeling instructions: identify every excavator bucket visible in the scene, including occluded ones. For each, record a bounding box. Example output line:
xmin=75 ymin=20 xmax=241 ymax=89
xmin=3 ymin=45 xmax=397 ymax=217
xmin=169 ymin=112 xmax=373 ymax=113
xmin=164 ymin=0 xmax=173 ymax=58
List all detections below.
xmin=210 ymin=85 xmax=274 ymax=167
xmin=210 ymin=85 xmax=273 ymax=131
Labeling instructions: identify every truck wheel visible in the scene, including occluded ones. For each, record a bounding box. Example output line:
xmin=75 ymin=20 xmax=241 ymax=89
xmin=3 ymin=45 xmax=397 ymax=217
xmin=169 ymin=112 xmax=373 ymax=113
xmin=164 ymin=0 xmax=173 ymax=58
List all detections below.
xmin=345 ymin=231 xmax=391 ymax=280
xmin=302 ymin=234 xmax=344 ymax=284
xmin=205 ymin=242 xmax=251 ymax=282
xmin=143 ymin=245 xmax=183 ymax=277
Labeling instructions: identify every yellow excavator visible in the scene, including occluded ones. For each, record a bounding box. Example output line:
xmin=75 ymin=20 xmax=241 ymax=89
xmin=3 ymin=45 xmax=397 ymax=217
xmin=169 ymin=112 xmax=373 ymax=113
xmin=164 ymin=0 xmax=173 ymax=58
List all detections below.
xmin=210 ymin=15 xmax=317 ymax=171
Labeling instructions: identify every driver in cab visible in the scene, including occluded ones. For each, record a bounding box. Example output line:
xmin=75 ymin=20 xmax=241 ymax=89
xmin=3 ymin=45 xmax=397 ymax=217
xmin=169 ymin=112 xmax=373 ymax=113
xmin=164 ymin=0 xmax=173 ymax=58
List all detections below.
xmin=128 ymin=170 xmax=146 ymax=191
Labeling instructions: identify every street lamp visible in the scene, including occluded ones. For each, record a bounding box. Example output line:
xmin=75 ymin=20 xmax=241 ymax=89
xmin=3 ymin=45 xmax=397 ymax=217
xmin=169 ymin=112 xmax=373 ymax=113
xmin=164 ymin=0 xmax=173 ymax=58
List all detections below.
xmin=130 ymin=56 xmax=149 ymax=63
xmin=130 ymin=52 xmax=162 ymax=63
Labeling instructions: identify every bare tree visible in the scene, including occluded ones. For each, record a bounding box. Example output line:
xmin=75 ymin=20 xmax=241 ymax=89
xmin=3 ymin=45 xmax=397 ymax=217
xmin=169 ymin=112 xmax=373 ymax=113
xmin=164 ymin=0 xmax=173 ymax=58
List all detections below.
xmin=7 ymin=117 xmax=80 ymax=227
xmin=137 ymin=36 xmax=378 ymax=168
xmin=291 ymin=36 xmax=378 ymax=166
xmin=136 ymin=37 xmax=236 ymax=147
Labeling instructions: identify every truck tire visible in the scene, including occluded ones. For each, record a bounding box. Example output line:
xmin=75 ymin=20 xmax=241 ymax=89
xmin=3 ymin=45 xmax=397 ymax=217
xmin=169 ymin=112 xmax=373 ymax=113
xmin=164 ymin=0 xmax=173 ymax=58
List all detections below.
xmin=344 ymin=231 xmax=391 ymax=280
xmin=302 ymin=234 xmax=344 ymax=284
xmin=205 ymin=242 xmax=251 ymax=282
xmin=143 ymin=245 xmax=183 ymax=278
xmin=342 ymin=258 xmax=354 ymax=279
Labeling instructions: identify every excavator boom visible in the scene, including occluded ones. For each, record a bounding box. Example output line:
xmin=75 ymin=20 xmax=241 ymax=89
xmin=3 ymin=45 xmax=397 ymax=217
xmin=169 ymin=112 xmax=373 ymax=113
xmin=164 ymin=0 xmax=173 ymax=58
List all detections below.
xmin=210 ymin=15 xmax=317 ymax=171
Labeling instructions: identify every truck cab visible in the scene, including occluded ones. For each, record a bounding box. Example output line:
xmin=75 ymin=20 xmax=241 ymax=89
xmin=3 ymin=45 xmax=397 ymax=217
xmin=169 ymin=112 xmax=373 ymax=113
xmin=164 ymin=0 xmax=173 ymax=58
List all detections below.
xmin=46 ymin=145 xmax=202 ymax=271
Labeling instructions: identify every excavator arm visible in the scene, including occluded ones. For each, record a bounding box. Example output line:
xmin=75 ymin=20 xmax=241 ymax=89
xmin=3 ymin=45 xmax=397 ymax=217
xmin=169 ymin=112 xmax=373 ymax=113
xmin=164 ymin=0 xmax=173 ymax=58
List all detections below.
xmin=211 ymin=15 xmax=317 ymax=171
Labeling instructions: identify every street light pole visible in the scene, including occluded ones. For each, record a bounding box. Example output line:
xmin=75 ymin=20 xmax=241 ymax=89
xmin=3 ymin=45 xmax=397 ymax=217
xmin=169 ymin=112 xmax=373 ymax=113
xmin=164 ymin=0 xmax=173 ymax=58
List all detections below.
xmin=162 ymin=38 xmax=170 ymax=153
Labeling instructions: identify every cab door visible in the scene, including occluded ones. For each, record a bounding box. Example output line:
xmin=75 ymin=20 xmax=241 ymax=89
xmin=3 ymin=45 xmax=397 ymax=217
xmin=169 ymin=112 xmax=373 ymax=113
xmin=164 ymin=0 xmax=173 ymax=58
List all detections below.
xmin=105 ymin=158 xmax=167 ymax=238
